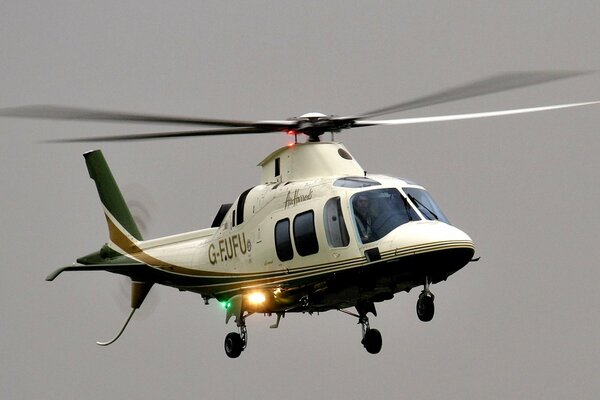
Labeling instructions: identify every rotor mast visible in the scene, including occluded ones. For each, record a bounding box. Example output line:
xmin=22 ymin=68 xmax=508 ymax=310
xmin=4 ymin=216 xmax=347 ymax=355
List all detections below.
xmin=293 ymin=112 xmax=352 ymax=142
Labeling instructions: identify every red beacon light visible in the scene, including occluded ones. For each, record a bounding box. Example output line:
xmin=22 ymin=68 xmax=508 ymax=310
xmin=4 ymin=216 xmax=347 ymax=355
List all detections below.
xmin=286 ymin=130 xmax=299 ymax=146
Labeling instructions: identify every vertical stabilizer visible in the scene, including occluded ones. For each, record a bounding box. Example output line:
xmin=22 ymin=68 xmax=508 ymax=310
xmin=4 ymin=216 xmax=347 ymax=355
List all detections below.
xmin=83 ymin=150 xmax=143 ymax=243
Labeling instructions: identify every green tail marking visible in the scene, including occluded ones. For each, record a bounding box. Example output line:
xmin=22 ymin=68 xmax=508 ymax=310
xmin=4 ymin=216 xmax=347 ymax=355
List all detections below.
xmin=84 ymin=150 xmax=143 ymax=241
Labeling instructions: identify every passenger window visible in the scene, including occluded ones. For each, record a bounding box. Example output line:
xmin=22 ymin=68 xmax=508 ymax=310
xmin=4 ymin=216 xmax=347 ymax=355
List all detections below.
xmin=275 ymin=219 xmax=293 ymax=261
xmin=293 ymin=211 xmax=319 ymax=256
xmin=324 ymin=197 xmax=349 ymax=247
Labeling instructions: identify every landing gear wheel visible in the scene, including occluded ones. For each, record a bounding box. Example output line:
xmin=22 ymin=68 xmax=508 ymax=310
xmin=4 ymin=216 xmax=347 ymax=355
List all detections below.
xmin=224 ymin=332 xmax=244 ymax=358
xmin=362 ymin=328 xmax=382 ymax=354
xmin=338 ymin=304 xmax=382 ymax=355
xmin=416 ymin=293 xmax=435 ymax=322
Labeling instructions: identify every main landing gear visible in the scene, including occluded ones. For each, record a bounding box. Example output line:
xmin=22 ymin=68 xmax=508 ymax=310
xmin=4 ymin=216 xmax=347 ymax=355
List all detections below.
xmin=360 ymin=315 xmax=382 ymax=354
xmin=221 ymin=279 xmax=435 ymax=358
xmin=416 ymin=277 xmax=435 ymax=322
xmin=340 ymin=302 xmax=382 ymax=354
xmin=224 ymin=317 xmax=248 ymax=358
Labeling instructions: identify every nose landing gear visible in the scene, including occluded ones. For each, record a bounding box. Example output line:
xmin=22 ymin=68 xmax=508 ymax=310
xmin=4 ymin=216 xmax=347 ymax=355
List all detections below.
xmin=416 ymin=277 xmax=435 ymax=322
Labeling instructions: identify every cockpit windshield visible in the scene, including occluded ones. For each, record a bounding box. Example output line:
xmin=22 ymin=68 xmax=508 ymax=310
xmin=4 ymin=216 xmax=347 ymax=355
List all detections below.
xmin=351 ymin=188 xmax=419 ymax=244
xmin=403 ymin=188 xmax=450 ymax=224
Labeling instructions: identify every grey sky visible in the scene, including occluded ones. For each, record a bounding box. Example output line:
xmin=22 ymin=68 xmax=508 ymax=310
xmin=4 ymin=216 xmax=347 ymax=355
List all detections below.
xmin=1 ymin=1 xmax=599 ymax=399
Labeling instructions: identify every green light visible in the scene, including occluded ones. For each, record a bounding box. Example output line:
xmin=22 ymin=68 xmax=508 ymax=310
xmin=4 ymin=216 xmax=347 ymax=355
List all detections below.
xmin=220 ymin=301 xmax=231 ymax=309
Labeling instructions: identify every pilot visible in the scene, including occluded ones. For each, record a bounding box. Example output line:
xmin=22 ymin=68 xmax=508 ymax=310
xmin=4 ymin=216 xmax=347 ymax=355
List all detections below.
xmin=354 ymin=194 xmax=373 ymax=243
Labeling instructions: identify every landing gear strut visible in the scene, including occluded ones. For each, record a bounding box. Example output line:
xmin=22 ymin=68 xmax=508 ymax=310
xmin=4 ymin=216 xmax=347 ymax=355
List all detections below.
xmin=339 ymin=302 xmax=382 ymax=354
xmin=359 ymin=314 xmax=382 ymax=354
xmin=416 ymin=276 xmax=435 ymax=322
xmin=224 ymin=317 xmax=248 ymax=358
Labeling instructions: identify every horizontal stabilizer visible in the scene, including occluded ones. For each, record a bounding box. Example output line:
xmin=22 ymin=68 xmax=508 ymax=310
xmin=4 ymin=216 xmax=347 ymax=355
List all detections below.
xmin=46 ymin=263 xmax=146 ymax=281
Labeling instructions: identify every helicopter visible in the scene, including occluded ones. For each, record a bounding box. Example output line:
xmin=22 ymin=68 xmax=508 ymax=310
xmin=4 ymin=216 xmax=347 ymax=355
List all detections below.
xmin=2 ymin=71 xmax=599 ymax=358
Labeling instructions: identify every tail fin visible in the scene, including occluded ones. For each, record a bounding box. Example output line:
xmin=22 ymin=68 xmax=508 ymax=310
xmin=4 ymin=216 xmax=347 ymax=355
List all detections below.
xmin=59 ymin=150 xmax=155 ymax=347
xmin=83 ymin=150 xmax=143 ymax=247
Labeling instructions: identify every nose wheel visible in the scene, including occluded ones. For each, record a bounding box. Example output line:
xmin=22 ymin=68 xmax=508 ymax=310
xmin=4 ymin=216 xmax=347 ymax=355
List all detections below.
xmin=416 ymin=277 xmax=435 ymax=322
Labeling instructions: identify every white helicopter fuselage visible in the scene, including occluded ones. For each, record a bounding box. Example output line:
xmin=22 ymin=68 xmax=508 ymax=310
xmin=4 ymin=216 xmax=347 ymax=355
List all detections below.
xmin=115 ymin=142 xmax=474 ymax=312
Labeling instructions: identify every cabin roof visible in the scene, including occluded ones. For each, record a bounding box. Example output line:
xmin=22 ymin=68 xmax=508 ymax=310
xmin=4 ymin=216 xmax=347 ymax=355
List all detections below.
xmin=257 ymin=142 xmax=365 ymax=183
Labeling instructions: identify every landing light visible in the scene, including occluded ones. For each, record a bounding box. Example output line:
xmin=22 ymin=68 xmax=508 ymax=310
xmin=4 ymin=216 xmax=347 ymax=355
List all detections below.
xmin=247 ymin=291 xmax=266 ymax=305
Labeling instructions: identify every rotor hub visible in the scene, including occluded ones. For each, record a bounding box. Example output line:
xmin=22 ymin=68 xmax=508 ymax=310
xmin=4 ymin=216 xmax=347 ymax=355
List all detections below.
xmin=292 ymin=112 xmax=352 ymax=142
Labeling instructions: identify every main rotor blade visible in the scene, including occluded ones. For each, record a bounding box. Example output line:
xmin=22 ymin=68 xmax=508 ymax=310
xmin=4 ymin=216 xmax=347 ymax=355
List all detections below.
xmin=353 ymin=100 xmax=600 ymax=127
xmin=353 ymin=71 xmax=593 ymax=120
xmin=47 ymin=127 xmax=281 ymax=142
xmin=0 ymin=105 xmax=267 ymax=128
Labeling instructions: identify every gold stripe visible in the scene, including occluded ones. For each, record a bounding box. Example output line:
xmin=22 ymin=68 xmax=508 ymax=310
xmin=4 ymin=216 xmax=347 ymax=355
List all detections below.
xmin=175 ymin=241 xmax=476 ymax=294
xmin=105 ymin=213 xmax=174 ymax=267
xmin=106 ymin=212 xmax=282 ymax=276
xmin=105 ymin=211 xmax=474 ymax=286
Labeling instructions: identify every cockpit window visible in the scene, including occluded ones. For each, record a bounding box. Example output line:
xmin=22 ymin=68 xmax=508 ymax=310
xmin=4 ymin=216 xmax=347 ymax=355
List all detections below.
xmin=334 ymin=177 xmax=381 ymax=188
xmin=403 ymin=188 xmax=450 ymax=224
xmin=351 ymin=189 xmax=419 ymax=244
